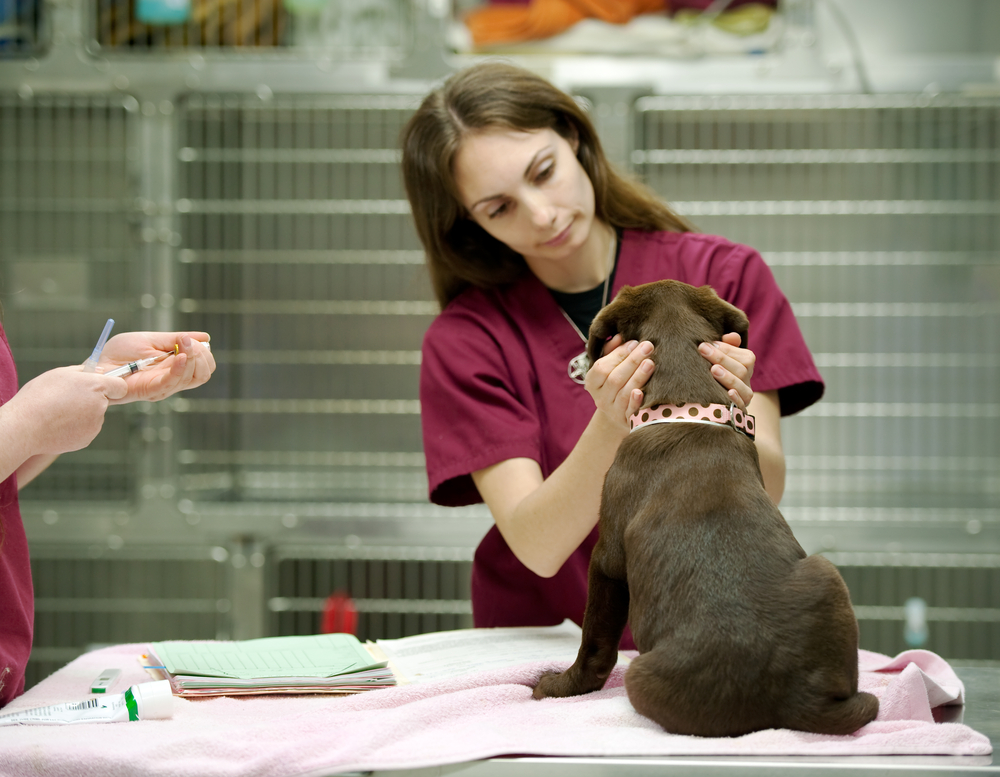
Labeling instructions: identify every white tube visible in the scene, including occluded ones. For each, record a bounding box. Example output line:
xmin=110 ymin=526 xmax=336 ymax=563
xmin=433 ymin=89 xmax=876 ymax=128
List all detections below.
xmin=0 ymin=680 xmax=173 ymax=726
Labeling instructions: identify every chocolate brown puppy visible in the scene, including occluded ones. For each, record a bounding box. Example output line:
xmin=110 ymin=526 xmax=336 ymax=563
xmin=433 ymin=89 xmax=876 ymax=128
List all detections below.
xmin=532 ymin=280 xmax=878 ymax=737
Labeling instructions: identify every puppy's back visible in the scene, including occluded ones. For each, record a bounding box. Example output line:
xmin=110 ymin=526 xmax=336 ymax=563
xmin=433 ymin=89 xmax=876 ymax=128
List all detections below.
xmin=610 ymin=425 xmax=878 ymax=736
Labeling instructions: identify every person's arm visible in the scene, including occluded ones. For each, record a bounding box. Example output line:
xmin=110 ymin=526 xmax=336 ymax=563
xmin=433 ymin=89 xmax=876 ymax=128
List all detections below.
xmin=3 ymin=332 xmax=216 ymax=491
xmin=0 ymin=366 xmax=129 ymax=486
xmin=15 ymin=454 xmax=59 ymax=489
xmin=472 ymin=334 xmax=762 ymax=578
xmin=473 ymin=335 xmax=650 ymax=578
xmin=747 ymin=390 xmax=784 ymax=503
xmin=473 ymin=409 xmax=631 ymax=578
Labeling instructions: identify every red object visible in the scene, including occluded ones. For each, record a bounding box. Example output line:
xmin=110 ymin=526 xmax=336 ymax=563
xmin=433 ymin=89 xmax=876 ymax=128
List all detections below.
xmin=321 ymin=591 xmax=358 ymax=635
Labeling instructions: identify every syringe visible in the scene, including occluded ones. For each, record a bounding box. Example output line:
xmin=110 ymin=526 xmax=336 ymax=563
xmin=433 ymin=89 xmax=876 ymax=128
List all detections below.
xmin=104 ymin=345 xmax=179 ymax=378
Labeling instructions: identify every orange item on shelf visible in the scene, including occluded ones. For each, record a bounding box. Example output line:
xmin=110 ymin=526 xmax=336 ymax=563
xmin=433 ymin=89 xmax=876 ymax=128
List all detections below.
xmin=465 ymin=0 xmax=667 ymax=48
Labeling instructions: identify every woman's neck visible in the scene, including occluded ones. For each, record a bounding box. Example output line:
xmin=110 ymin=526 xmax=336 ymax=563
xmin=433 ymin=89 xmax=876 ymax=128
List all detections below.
xmin=529 ymin=222 xmax=616 ymax=294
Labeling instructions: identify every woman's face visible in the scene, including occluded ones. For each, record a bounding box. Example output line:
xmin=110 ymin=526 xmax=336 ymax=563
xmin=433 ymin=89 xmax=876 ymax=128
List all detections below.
xmin=452 ymin=126 xmax=598 ymax=277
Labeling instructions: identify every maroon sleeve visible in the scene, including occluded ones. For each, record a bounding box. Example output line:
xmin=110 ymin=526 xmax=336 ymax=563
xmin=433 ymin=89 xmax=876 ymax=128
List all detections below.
xmin=710 ymin=244 xmax=824 ymax=416
xmin=0 ymin=324 xmax=32 ymax=708
xmin=420 ymin=304 xmax=543 ymax=507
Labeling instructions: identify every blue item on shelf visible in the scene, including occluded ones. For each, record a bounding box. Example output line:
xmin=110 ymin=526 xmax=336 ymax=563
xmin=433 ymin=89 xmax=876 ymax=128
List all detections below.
xmin=136 ymin=0 xmax=191 ymax=25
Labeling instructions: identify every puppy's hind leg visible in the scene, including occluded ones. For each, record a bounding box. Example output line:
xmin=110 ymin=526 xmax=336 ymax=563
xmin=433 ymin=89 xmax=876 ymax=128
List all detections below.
xmin=532 ymin=566 xmax=629 ymax=700
xmin=782 ymin=555 xmax=880 ymax=735
xmin=625 ymin=649 xmax=770 ymax=737
xmin=623 ymin=649 xmax=682 ymax=731
xmin=624 ymin=649 xmax=717 ymax=735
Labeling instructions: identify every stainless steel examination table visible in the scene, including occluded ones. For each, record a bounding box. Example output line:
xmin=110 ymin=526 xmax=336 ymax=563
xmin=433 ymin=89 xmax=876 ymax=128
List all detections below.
xmin=371 ymin=667 xmax=1000 ymax=777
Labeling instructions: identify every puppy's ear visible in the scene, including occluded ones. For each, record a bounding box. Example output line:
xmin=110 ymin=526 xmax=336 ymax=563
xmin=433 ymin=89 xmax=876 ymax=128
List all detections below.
xmin=695 ymin=285 xmax=750 ymax=349
xmin=586 ymin=299 xmax=619 ymax=372
xmin=720 ymin=302 xmax=750 ymax=350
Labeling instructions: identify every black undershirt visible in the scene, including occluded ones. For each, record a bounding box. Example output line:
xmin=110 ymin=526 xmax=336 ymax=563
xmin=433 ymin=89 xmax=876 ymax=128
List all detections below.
xmin=547 ymin=233 xmax=621 ymax=338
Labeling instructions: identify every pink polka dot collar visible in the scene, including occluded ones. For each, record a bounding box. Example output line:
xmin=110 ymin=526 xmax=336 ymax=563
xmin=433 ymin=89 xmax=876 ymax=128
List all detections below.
xmin=629 ymin=402 xmax=756 ymax=440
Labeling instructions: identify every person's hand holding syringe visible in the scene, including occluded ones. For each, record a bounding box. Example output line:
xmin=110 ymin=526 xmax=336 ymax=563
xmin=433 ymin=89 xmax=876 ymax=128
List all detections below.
xmin=2 ymin=320 xmax=216 ymax=489
xmin=84 ymin=319 xmax=216 ymax=404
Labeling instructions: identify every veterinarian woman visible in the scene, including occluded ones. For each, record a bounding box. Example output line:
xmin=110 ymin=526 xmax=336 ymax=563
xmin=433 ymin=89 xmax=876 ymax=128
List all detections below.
xmin=402 ymin=62 xmax=823 ymax=647
xmin=0 ymin=323 xmax=215 ymax=707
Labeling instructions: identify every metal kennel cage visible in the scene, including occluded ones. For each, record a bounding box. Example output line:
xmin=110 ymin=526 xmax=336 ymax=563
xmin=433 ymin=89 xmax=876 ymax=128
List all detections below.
xmin=0 ymin=0 xmax=997 ymax=691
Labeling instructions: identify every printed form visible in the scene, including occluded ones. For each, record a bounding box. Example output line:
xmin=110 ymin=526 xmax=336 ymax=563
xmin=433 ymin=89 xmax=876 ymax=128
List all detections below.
xmin=377 ymin=620 xmax=629 ymax=684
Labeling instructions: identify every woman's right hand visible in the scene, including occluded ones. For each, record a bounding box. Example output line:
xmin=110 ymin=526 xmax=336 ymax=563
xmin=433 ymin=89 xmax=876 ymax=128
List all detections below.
xmin=6 ymin=366 xmax=128 ymax=457
xmin=584 ymin=333 xmax=655 ymax=431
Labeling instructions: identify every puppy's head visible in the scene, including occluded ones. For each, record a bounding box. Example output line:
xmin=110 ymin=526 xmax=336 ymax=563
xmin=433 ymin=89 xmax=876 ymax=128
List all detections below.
xmin=586 ymin=280 xmax=749 ymax=402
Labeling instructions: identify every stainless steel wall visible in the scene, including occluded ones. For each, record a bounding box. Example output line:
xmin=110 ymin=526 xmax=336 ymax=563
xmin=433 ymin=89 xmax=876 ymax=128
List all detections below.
xmin=0 ymin=0 xmax=997 ymax=691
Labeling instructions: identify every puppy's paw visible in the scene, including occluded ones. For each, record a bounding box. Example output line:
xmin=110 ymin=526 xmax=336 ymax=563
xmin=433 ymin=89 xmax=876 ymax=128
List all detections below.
xmin=532 ymin=670 xmax=579 ymax=700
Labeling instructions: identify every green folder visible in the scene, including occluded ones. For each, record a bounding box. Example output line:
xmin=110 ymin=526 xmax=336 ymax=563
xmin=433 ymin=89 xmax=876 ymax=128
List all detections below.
xmin=150 ymin=634 xmax=386 ymax=680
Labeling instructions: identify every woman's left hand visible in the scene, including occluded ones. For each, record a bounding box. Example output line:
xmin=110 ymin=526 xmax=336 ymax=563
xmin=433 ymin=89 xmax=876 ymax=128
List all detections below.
xmin=97 ymin=331 xmax=216 ymax=404
xmin=698 ymin=332 xmax=755 ymax=411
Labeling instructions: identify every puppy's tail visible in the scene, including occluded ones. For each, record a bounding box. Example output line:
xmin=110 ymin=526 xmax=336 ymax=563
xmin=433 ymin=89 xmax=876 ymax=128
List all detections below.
xmin=794 ymin=691 xmax=879 ymax=736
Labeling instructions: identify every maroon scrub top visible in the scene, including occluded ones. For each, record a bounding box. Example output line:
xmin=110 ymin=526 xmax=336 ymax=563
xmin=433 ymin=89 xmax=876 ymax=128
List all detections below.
xmin=420 ymin=230 xmax=824 ymax=640
xmin=0 ymin=323 xmax=33 ymax=708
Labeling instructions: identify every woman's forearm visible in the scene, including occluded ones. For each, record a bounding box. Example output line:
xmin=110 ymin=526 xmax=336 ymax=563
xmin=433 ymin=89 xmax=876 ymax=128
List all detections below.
xmin=0 ymin=402 xmax=37 ymax=485
xmin=0 ymin=366 xmax=123 ymax=487
xmin=16 ymin=454 xmax=59 ymax=489
xmin=0 ymin=403 xmax=58 ymax=488
xmin=748 ymin=390 xmax=785 ymax=504
xmin=473 ymin=409 xmax=627 ymax=578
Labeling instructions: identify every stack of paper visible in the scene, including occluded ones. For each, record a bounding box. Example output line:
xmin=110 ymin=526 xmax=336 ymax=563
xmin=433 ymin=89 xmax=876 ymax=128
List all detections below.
xmin=375 ymin=620 xmax=625 ymax=685
xmin=147 ymin=634 xmax=395 ymax=697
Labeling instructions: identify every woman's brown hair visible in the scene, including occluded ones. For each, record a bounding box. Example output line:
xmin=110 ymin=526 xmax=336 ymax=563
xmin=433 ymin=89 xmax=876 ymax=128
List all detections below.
xmin=401 ymin=61 xmax=693 ymax=310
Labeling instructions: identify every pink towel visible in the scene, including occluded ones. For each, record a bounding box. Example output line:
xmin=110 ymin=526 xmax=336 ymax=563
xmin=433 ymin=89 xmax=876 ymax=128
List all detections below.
xmin=0 ymin=644 xmax=990 ymax=777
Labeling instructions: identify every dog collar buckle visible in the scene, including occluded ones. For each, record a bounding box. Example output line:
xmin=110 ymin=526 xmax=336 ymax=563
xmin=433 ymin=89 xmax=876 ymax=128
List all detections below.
xmin=725 ymin=402 xmax=755 ymax=439
xmin=628 ymin=402 xmax=755 ymax=440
